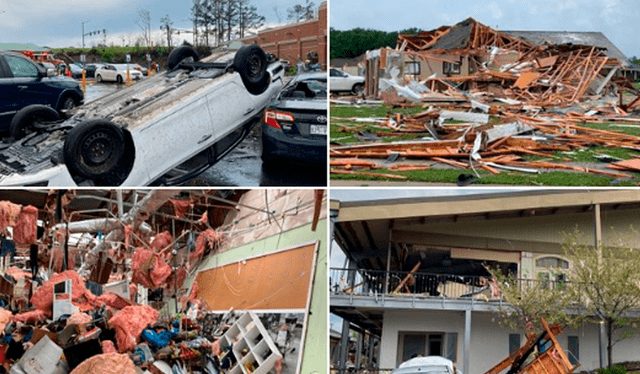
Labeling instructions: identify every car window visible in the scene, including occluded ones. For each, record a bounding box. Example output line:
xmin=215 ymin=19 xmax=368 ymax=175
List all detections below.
xmin=5 ymin=55 xmax=39 ymax=78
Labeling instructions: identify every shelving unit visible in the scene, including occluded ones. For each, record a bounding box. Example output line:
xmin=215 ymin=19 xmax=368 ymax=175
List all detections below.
xmin=219 ymin=312 xmax=282 ymax=374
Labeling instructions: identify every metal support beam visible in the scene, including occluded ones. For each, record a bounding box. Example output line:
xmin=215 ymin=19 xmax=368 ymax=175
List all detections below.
xmin=594 ymin=203 xmax=602 ymax=249
xmin=338 ymin=319 xmax=351 ymax=374
xmin=384 ymin=231 xmax=392 ymax=294
xmin=464 ymin=309 xmax=471 ymax=374
xmin=356 ymin=331 xmax=363 ymax=370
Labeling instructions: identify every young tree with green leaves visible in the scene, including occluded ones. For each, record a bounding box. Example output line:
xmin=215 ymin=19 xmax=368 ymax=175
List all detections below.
xmin=563 ymin=235 xmax=640 ymax=368
xmin=489 ymin=232 xmax=640 ymax=369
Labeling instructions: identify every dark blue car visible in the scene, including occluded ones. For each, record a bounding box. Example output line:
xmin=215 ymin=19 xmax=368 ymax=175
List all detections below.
xmin=0 ymin=51 xmax=84 ymax=135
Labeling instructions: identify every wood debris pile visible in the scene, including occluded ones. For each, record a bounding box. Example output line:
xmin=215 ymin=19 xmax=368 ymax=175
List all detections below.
xmin=330 ymin=106 xmax=640 ymax=179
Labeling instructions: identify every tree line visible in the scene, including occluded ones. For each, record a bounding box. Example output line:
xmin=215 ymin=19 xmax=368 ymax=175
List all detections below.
xmin=134 ymin=1 xmax=316 ymax=49
xmin=330 ymin=27 xmax=421 ymax=59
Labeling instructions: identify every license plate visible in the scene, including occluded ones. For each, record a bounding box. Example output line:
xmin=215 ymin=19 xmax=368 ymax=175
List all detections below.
xmin=310 ymin=124 xmax=326 ymax=135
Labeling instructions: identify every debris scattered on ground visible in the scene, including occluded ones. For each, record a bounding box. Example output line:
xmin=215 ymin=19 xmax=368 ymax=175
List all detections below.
xmin=331 ymin=18 xmax=640 ymax=184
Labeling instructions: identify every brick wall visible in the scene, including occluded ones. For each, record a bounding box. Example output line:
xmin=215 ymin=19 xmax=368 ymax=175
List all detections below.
xmin=241 ymin=1 xmax=327 ymax=70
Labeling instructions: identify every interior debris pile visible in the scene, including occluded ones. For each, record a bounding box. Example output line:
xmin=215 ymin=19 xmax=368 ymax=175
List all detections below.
xmin=0 ymin=189 xmax=321 ymax=374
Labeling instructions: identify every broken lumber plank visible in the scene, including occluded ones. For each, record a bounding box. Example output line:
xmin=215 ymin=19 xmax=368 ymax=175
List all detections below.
xmin=330 ymin=169 xmax=408 ymax=180
xmin=430 ymin=157 xmax=469 ymax=169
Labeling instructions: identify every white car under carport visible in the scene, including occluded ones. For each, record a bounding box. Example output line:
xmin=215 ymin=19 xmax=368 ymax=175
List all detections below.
xmin=393 ymin=357 xmax=462 ymax=374
xmin=0 ymin=44 xmax=284 ymax=186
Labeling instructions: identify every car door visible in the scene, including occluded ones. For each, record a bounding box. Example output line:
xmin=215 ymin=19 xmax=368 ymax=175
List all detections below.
xmin=3 ymin=54 xmax=56 ymax=111
xmin=329 ymin=69 xmax=349 ymax=91
xmin=0 ymin=56 xmax=20 ymax=127
xmin=206 ymin=80 xmax=258 ymax=142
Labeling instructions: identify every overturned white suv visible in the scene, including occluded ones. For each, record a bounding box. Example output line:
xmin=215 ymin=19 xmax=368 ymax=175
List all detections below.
xmin=0 ymin=44 xmax=284 ymax=186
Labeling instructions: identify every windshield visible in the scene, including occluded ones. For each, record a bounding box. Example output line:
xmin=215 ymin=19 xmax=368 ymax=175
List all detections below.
xmin=281 ymin=78 xmax=327 ymax=99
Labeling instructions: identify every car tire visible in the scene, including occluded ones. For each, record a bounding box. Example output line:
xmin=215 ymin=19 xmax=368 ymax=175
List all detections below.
xmin=233 ymin=44 xmax=270 ymax=96
xmin=63 ymin=119 xmax=126 ymax=183
xmin=167 ymin=45 xmax=200 ymax=70
xmin=96 ymin=74 xmax=102 ymax=83
xmin=116 ymin=75 xmax=123 ymax=84
xmin=10 ymin=104 xmax=61 ymax=140
xmin=352 ymin=83 xmax=364 ymax=95
xmin=59 ymin=96 xmax=76 ymax=111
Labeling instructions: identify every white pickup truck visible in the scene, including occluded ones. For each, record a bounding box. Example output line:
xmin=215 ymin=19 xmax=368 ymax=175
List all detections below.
xmin=0 ymin=44 xmax=284 ymax=186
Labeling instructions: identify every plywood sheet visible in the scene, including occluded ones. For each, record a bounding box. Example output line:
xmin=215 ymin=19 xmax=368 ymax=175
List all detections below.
xmin=513 ymin=72 xmax=541 ymax=89
xmin=196 ymin=243 xmax=317 ymax=311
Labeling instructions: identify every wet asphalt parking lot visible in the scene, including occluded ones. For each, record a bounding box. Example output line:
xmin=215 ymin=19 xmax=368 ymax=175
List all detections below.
xmin=84 ymin=82 xmax=326 ymax=187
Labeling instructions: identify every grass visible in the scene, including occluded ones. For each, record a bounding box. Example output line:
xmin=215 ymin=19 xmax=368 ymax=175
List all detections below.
xmin=331 ymin=168 xmax=637 ymax=186
xmin=330 ymin=104 xmax=640 ymax=185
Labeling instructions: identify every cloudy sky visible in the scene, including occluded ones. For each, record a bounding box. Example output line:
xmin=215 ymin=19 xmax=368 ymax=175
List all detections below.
xmin=0 ymin=0 xmax=311 ymax=48
xmin=330 ymin=0 xmax=640 ymax=59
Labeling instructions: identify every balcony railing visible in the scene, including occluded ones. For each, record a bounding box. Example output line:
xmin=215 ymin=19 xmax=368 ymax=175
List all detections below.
xmin=330 ymin=267 xmax=567 ymax=301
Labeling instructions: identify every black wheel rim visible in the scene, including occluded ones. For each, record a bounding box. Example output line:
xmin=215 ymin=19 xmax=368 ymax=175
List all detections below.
xmin=63 ymin=98 xmax=74 ymax=110
xmin=247 ymin=51 xmax=263 ymax=79
xmin=81 ymin=131 xmax=115 ymax=166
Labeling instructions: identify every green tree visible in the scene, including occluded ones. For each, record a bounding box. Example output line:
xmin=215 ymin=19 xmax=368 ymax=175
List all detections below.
xmin=563 ymin=235 xmax=640 ymax=368
xmin=489 ymin=232 xmax=640 ymax=369
xmin=236 ymin=0 xmax=264 ymax=38
xmin=330 ymin=28 xmax=399 ymax=59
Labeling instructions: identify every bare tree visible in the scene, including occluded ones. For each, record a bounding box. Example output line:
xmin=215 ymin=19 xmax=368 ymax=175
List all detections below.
xmin=160 ymin=14 xmax=174 ymax=47
xmin=134 ymin=9 xmax=152 ymax=47
xmin=287 ymin=0 xmax=314 ymax=23
xmin=273 ymin=6 xmax=281 ymax=24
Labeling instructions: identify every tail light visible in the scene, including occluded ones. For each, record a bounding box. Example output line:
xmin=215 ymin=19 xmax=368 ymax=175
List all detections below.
xmin=264 ymin=109 xmax=295 ymax=130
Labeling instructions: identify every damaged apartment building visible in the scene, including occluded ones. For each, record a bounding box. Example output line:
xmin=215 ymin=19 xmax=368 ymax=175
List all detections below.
xmin=330 ymin=190 xmax=640 ymax=374
xmin=0 ymin=189 xmax=327 ymax=374
xmin=365 ymin=18 xmax=640 ymax=107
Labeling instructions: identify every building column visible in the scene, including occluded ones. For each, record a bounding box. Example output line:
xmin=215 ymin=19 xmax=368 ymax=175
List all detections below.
xmin=355 ymin=330 xmax=363 ymax=370
xmin=464 ymin=309 xmax=471 ymax=374
xmin=599 ymin=320 xmax=607 ymax=368
xmin=338 ymin=319 xmax=351 ymax=374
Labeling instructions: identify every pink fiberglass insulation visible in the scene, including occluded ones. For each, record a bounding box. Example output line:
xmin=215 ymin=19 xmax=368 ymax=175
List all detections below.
xmin=124 ymin=225 xmax=132 ymax=251
xmin=0 ymin=308 xmax=11 ymax=331
xmin=0 ymin=201 xmax=20 ymax=231
xmin=150 ymin=255 xmax=172 ymax=287
xmin=96 ymin=293 xmax=133 ymax=310
xmin=30 ymin=270 xmax=97 ymax=313
xmin=131 ymin=248 xmax=154 ymax=289
xmin=129 ymin=283 xmax=138 ymax=300
xmin=101 ymin=340 xmax=117 ymax=354
xmin=169 ymin=199 xmax=192 ymax=218
xmin=5 ymin=267 xmax=31 ymax=281
xmin=109 ymin=305 xmax=158 ymax=353
xmin=67 ymin=312 xmax=92 ymax=326
xmin=190 ymin=229 xmax=223 ymax=261
xmin=69 ymin=353 xmax=137 ymax=374
xmin=13 ymin=205 xmax=37 ymax=244
xmin=12 ymin=309 xmax=47 ymax=324
xmin=150 ymin=231 xmax=173 ymax=252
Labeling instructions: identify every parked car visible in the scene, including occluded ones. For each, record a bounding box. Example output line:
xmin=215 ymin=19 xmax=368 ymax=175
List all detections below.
xmin=83 ymin=63 xmax=107 ymax=78
xmin=131 ymin=63 xmax=148 ymax=76
xmin=261 ymin=71 xmax=327 ymax=166
xmin=0 ymin=44 xmax=284 ymax=187
xmin=69 ymin=63 xmax=84 ymax=79
xmin=329 ymin=68 xmax=365 ymax=94
xmin=95 ymin=64 xmax=143 ymax=83
xmin=0 ymin=51 xmax=84 ymax=135
xmin=393 ymin=357 xmax=461 ymax=374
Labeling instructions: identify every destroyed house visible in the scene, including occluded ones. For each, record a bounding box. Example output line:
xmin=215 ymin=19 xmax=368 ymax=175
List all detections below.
xmin=330 ymin=190 xmax=640 ymax=374
xmin=0 ymin=189 xmax=327 ymax=374
xmin=366 ymin=18 xmax=636 ymax=106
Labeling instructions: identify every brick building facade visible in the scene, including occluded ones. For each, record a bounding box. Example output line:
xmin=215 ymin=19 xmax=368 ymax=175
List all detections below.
xmin=241 ymin=1 xmax=327 ymax=69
